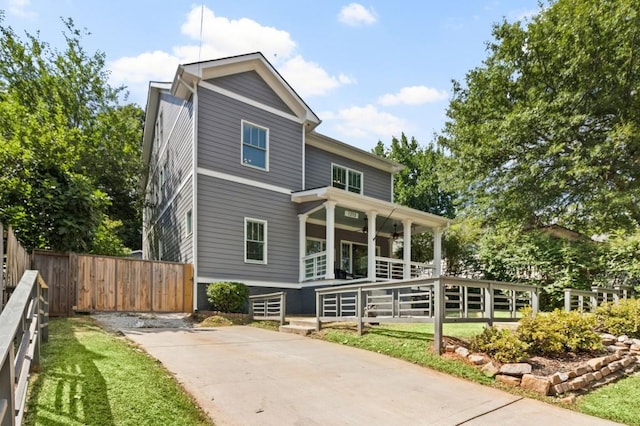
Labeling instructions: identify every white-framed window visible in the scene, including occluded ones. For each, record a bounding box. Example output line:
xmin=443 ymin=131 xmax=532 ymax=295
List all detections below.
xmin=340 ymin=241 xmax=380 ymax=276
xmin=156 ymin=110 xmax=164 ymax=145
xmin=241 ymin=120 xmax=269 ymax=170
xmin=244 ymin=218 xmax=267 ymax=264
xmin=185 ymin=209 xmax=193 ymax=236
xmin=332 ymin=164 xmax=363 ymax=194
xmin=305 ymin=237 xmax=326 ymax=255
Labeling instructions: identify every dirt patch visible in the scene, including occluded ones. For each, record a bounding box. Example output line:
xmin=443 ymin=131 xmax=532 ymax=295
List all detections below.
xmin=92 ymin=312 xmax=194 ymax=331
xmin=526 ymin=352 xmax=608 ymax=376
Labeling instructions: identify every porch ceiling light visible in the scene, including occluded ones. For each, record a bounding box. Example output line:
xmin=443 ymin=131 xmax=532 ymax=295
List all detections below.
xmin=392 ymin=223 xmax=400 ymax=240
xmin=362 ymin=216 xmax=368 ymax=233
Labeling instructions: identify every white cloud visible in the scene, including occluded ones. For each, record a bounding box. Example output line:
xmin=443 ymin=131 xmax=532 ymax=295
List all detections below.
xmin=338 ymin=3 xmax=377 ymax=26
xmin=378 ymin=85 xmax=448 ymax=106
xmin=7 ymin=0 xmax=36 ymax=19
xmin=279 ymin=56 xmax=354 ymax=97
xmin=109 ymin=5 xmax=349 ymax=102
xmin=324 ymin=104 xmax=407 ymax=139
xmin=510 ymin=8 xmax=539 ymax=21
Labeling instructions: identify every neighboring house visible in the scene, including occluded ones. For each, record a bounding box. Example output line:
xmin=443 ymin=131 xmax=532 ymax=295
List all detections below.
xmin=142 ymin=52 xmax=451 ymax=313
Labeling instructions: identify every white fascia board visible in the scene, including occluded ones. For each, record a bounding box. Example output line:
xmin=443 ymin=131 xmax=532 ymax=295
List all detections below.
xmin=306 ymin=132 xmax=405 ymax=174
xmin=292 ymin=186 xmax=451 ymax=229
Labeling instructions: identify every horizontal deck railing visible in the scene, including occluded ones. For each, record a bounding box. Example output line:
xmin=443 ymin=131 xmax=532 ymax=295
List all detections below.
xmin=249 ymin=292 xmax=286 ymax=325
xmin=315 ymin=276 xmax=540 ymax=353
xmin=564 ymin=285 xmax=635 ymax=312
xmin=0 ymin=270 xmax=49 ymax=426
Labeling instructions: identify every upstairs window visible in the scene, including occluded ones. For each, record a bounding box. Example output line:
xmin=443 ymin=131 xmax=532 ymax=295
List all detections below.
xmin=245 ymin=218 xmax=267 ymax=264
xmin=242 ymin=121 xmax=268 ymax=170
xmin=332 ymin=164 xmax=363 ymax=194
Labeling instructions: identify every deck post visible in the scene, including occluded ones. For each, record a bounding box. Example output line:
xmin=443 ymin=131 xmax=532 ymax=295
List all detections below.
xmin=433 ymin=228 xmax=443 ymax=277
xmin=433 ymin=278 xmax=444 ymax=355
xmin=531 ymin=287 xmax=539 ymax=316
xmin=315 ymin=291 xmax=321 ymax=331
xmin=356 ymin=287 xmax=363 ymax=336
xmin=280 ymin=292 xmax=286 ymax=325
xmin=485 ymin=283 xmax=494 ymax=326
xmin=564 ymin=289 xmax=571 ymax=312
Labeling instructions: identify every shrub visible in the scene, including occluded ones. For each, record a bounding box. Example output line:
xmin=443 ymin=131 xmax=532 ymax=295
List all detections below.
xmin=595 ymin=298 xmax=640 ymax=337
xmin=470 ymin=326 xmax=529 ymax=363
xmin=206 ymin=282 xmax=249 ymax=313
xmin=517 ymin=308 xmax=602 ymax=355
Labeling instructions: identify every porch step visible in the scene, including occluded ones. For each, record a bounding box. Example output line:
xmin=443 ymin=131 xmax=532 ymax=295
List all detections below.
xmin=279 ymin=324 xmax=315 ymax=336
xmin=288 ymin=318 xmax=317 ymax=328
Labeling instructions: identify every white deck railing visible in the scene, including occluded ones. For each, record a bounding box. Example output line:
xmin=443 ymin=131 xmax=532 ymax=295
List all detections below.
xmin=303 ymin=252 xmax=327 ymax=280
xmin=315 ymin=276 xmax=540 ymax=354
xmin=374 ymin=256 xmax=434 ymax=280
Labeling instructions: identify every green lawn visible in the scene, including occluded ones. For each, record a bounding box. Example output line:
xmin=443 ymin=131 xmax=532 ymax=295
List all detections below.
xmin=577 ymin=376 xmax=640 ymax=426
xmin=25 ymin=317 xmax=212 ymax=426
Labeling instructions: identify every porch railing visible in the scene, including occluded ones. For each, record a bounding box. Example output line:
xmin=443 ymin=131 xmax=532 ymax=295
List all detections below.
xmin=249 ymin=292 xmax=286 ymax=325
xmin=564 ymin=285 xmax=635 ymax=312
xmin=1 ymin=270 xmax=49 ymax=426
xmin=315 ymin=276 xmax=540 ymax=354
xmin=303 ymin=252 xmax=327 ymax=280
xmin=375 ymin=256 xmax=434 ymax=280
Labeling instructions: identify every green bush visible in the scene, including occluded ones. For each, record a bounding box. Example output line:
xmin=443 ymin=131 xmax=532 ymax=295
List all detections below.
xmin=595 ymin=298 xmax=640 ymax=337
xmin=470 ymin=326 xmax=529 ymax=363
xmin=517 ymin=308 xmax=602 ymax=355
xmin=206 ymin=282 xmax=249 ymax=313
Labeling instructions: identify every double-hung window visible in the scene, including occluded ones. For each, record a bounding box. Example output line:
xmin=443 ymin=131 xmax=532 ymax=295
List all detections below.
xmin=242 ymin=121 xmax=268 ymax=170
xmin=332 ymin=164 xmax=363 ymax=194
xmin=245 ymin=218 xmax=267 ymax=264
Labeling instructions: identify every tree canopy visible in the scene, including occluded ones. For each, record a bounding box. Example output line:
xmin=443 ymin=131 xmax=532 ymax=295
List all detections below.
xmin=0 ymin=16 xmax=143 ymax=253
xmin=439 ymin=0 xmax=640 ymax=235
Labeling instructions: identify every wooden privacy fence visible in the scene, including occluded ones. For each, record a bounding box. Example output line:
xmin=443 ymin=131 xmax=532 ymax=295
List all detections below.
xmin=31 ymin=251 xmax=193 ymax=315
xmin=1 ymin=224 xmax=32 ymax=311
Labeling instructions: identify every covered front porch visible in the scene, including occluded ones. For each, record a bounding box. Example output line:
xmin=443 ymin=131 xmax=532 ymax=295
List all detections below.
xmin=292 ymin=187 xmax=450 ymax=285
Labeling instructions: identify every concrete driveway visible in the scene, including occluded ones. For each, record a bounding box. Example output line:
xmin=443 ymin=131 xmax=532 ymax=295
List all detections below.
xmin=122 ymin=326 xmax=619 ymax=426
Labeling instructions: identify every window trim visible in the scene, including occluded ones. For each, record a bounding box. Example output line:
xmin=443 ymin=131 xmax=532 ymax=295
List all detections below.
xmin=244 ymin=217 xmax=267 ymax=264
xmin=241 ymin=120 xmax=269 ymax=171
xmin=331 ymin=163 xmax=363 ymax=194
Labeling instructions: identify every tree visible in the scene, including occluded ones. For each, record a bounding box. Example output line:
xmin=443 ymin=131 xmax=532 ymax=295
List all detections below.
xmin=439 ymin=0 xmax=640 ymax=235
xmin=0 ymin=16 xmax=143 ymax=252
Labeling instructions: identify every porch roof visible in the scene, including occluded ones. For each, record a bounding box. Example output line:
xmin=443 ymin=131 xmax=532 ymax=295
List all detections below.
xmin=292 ymin=186 xmax=451 ymax=229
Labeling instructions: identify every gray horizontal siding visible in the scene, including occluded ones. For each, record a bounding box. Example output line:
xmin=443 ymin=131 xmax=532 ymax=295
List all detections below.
xmin=148 ymin=176 xmax=193 ymax=263
xmin=305 ymin=145 xmax=392 ymax=201
xmin=198 ymin=87 xmax=303 ymax=190
xmin=206 ymin=71 xmax=294 ymax=115
xmin=197 ymin=175 xmax=298 ymax=283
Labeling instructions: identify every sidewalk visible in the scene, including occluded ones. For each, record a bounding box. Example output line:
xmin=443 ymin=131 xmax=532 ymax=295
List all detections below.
xmin=122 ymin=326 xmax=620 ymax=426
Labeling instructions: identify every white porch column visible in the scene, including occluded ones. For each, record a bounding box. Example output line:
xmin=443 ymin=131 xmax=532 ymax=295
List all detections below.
xmin=367 ymin=211 xmax=377 ymax=281
xmin=325 ymin=201 xmax=336 ymax=279
xmin=433 ymin=227 xmax=443 ymax=277
xmin=403 ymin=219 xmax=412 ymax=280
xmin=298 ymin=214 xmax=307 ymax=282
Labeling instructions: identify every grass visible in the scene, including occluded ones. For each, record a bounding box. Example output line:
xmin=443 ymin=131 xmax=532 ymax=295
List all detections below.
xmin=25 ymin=317 xmax=212 ymax=426
xmin=316 ymin=322 xmax=493 ymax=384
xmin=576 ymin=375 xmax=640 ymax=426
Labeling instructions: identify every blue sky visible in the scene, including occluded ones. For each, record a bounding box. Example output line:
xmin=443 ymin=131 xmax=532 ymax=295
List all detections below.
xmin=1 ymin=0 xmax=541 ymax=151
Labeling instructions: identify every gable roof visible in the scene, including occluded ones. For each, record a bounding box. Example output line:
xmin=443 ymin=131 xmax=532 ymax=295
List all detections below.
xmin=173 ymin=52 xmax=320 ymax=129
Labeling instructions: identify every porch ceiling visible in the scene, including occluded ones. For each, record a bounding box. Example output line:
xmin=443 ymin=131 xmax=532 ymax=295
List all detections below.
xmin=292 ymin=186 xmax=451 ymax=230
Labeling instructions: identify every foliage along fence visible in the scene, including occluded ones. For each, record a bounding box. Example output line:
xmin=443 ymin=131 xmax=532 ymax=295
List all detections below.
xmin=1 ymin=224 xmax=32 ymax=311
xmin=32 ymin=251 xmax=194 ymax=315
xmin=0 ymin=270 xmax=49 ymax=426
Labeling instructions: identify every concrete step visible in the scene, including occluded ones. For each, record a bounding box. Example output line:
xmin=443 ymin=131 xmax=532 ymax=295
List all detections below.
xmin=279 ymin=324 xmax=315 ymax=336
xmin=288 ymin=318 xmax=317 ymax=328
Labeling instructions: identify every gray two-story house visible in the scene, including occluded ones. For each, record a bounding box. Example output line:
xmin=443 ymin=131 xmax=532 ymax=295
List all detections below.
xmin=142 ymin=52 xmax=450 ymax=313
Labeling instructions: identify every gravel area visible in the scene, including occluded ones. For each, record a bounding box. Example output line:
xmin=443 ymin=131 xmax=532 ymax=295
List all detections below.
xmin=92 ymin=312 xmax=193 ymax=331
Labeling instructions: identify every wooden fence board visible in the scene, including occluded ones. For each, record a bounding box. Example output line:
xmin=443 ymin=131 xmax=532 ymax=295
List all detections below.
xmin=31 ymin=250 xmax=192 ymax=314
